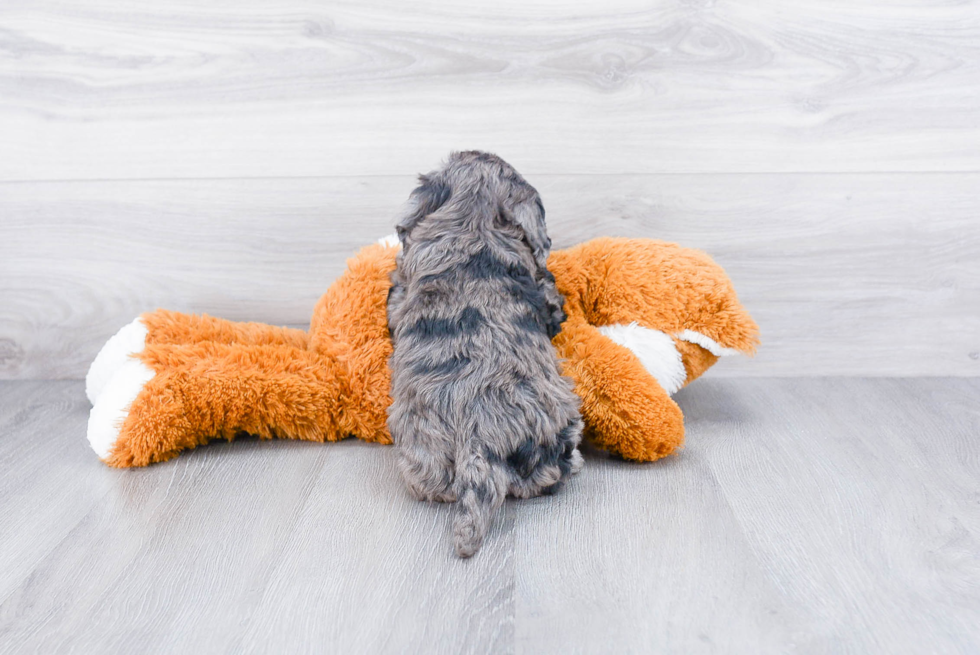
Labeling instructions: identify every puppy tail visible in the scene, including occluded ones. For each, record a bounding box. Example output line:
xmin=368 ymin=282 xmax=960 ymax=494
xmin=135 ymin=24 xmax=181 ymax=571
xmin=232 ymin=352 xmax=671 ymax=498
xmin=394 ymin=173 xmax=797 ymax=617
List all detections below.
xmin=452 ymin=450 xmax=505 ymax=558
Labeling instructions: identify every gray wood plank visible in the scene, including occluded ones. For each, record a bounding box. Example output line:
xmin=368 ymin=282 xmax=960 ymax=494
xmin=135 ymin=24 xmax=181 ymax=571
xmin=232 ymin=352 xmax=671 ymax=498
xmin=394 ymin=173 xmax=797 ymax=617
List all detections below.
xmin=0 ymin=381 xmax=105 ymax=599
xmin=2 ymin=173 xmax=978 ymax=379
xmin=514 ymin=376 xmax=980 ymax=654
xmin=234 ymin=449 xmax=514 ymax=655
xmin=1 ymin=1 xmax=979 ymax=180
xmin=0 ymin=381 xmax=513 ymax=655
xmin=691 ymin=378 xmax=980 ymax=654
xmin=1 ymin=379 xmax=978 ymax=653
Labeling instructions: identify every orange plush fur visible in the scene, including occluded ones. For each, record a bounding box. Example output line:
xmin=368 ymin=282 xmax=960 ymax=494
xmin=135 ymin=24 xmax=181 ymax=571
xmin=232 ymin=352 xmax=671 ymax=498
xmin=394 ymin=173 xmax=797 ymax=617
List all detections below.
xmin=93 ymin=237 xmax=757 ymax=468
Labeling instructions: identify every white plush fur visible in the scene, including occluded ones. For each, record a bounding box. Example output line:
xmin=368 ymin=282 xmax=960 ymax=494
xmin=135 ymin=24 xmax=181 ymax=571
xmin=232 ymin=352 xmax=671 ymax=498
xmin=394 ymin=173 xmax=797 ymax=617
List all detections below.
xmin=676 ymin=329 xmax=740 ymax=357
xmin=597 ymin=323 xmax=688 ymax=396
xmin=87 ymin=358 xmax=156 ymax=459
xmin=377 ymin=233 xmax=401 ymax=248
xmin=85 ymin=318 xmax=148 ymax=405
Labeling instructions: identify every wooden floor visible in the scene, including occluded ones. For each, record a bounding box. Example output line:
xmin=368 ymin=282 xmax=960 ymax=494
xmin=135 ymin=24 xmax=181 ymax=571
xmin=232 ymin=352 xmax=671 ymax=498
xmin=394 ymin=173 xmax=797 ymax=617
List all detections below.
xmin=1 ymin=377 xmax=977 ymax=654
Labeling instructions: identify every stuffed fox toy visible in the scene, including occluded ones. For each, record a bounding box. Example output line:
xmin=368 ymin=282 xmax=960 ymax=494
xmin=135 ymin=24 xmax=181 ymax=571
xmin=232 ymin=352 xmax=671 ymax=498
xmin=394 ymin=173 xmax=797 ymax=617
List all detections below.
xmin=86 ymin=236 xmax=758 ymax=468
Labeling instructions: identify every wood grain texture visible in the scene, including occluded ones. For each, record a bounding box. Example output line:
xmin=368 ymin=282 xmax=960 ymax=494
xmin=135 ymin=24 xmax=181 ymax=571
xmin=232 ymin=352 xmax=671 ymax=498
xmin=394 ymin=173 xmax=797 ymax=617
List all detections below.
xmin=1 ymin=378 xmax=978 ymax=653
xmin=514 ymin=376 xmax=980 ymax=653
xmin=2 ymin=173 xmax=978 ymax=379
xmin=1 ymin=0 xmax=979 ymax=180
xmin=0 ymin=381 xmax=513 ymax=655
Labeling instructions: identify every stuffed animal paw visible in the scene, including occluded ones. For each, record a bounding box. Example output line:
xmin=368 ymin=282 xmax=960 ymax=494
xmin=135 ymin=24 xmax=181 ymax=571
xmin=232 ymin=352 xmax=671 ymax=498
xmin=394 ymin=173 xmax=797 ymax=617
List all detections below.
xmin=86 ymin=237 xmax=757 ymax=467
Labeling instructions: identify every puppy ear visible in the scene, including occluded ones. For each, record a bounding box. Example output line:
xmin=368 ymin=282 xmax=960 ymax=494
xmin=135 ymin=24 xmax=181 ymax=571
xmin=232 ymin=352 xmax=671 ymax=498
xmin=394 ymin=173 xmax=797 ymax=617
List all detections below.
xmin=509 ymin=194 xmax=552 ymax=273
xmin=508 ymin=192 xmax=567 ymax=338
xmin=395 ymin=174 xmax=452 ymax=243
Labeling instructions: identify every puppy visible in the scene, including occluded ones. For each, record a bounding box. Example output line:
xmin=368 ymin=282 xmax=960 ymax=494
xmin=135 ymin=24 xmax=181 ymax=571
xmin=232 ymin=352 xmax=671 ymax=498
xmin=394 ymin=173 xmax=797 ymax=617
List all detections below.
xmin=386 ymin=151 xmax=584 ymax=557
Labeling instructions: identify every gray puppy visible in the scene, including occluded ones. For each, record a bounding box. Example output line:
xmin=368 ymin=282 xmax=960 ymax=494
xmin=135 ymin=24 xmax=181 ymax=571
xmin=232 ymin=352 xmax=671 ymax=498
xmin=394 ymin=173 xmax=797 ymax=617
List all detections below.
xmin=386 ymin=151 xmax=584 ymax=557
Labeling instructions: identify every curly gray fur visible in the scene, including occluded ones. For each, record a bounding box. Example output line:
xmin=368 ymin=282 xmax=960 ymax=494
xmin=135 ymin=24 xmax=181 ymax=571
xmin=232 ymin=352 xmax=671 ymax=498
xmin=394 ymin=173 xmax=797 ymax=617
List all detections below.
xmin=386 ymin=151 xmax=584 ymax=558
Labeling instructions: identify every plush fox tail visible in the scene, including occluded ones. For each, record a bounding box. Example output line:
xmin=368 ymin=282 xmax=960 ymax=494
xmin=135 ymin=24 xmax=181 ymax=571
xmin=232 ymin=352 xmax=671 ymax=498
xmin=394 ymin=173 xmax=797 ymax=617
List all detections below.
xmin=452 ymin=450 xmax=505 ymax=558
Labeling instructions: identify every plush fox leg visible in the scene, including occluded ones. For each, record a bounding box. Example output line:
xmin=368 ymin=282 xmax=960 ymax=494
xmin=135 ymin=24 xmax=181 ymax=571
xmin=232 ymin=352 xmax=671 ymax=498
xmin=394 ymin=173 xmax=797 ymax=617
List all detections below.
xmin=554 ymin=320 xmax=686 ymax=462
xmin=674 ymin=339 xmax=719 ymax=388
xmin=142 ymin=309 xmax=309 ymax=349
xmin=86 ymin=310 xmax=308 ymax=405
xmin=93 ymin=340 xmax=384 ymax=468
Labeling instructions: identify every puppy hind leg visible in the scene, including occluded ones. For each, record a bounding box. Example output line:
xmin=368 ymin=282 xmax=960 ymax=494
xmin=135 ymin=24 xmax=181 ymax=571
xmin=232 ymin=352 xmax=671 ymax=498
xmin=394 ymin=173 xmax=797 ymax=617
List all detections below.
xmin=395 ymin=435 xmax=456 ymax=503
xmin=533 ymin=416 xmax=586 ymax=492
xmin=505 ymin=417 xmax=584 ymax=499
xmin=552 ymin=415 xmax=585 ymax=476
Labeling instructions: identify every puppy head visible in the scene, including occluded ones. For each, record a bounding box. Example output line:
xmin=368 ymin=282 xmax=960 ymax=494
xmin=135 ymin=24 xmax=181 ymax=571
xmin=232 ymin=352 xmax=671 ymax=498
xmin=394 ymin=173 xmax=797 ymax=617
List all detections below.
xmin=396 ymin=151 xmax=552 ymax=273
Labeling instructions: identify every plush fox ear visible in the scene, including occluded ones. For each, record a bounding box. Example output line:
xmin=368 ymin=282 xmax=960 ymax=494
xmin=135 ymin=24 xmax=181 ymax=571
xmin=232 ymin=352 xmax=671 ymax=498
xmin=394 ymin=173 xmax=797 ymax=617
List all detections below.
xmin=395 ymin=174 xmax=452 ymax=244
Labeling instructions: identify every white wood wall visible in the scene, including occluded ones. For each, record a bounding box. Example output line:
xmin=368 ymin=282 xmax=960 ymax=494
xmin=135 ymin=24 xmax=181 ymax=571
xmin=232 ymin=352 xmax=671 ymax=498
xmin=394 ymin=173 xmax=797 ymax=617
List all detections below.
xmin=2 ymin=0 xmax=979 ymax=379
